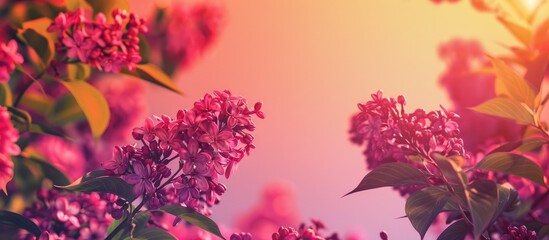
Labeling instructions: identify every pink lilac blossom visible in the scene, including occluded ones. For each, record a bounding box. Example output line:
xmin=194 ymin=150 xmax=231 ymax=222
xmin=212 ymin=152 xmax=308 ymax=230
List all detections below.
xmin=31 ymin=136 xmax=86 ymax=181
xmin=47 ymin=8 xmax=147 ymax=73
xmin=236 ymin=182 xmax=300 ymax=238
xmin=147 ymin=1 xmax=223 ymax=71
xmin=437 ymin=39 xmax=521 ymax=150
xmin=271 ymin=220 xmax=340 ymax=240
xmin=0 ymin=39 xmax=23 ymax=83
xmin=102 ymin=90 xmax=264 ymax=216
xmin=501 ymin=225 xmax=537 ymax=240
xmin=0 ymin=106 xmax=20 ymax=194
xmin=19 ymin=189 xmax=116 ymax=239
xmin=349 ymin=90 xmax=465 ymax=169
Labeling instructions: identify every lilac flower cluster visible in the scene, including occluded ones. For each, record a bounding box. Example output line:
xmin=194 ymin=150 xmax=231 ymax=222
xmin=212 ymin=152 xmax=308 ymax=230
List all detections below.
xmin=20 ymin=189 xmax=116 ymax=240
xmin=103 ymin=90 xmax=264 ymax=215
xmin=349 ymin=90 xmax=466 ymax=169
xmin=271 ymin=220 xmax=339 ymax=240
xmin=47 ymin=8 xmax=147 ymax=73
xmin=0 ymin=39 xmax=23 ymax=82
xmin=501 ymin=226 xmax=537 ymax=240
xmin=0 ymin=106 xmax=20 ymax=194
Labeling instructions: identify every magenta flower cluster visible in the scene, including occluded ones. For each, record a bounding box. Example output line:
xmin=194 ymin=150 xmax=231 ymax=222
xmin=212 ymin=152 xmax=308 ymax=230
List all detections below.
xmin=0 ymin=39 xmax=23 ymax=82
xmin=350 ymin=90 xmax=466 ymax=169
xmin=103 ymin=90 xmax=264 ymax=215
xmin=0 ymin=106 xmax=20 ymax=194
xmin=501 ymin=225 xmax=537 ymax=240
xmin=271 ymin=220 xmax=339 ymax=240
xmin=47 ymin=8 xmax=147 ymax=73
xmin=20 ymin=189 xmax=117 ymax=240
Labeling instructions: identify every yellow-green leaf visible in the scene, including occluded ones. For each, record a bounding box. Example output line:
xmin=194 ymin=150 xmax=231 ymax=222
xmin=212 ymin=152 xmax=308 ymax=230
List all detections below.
xmin=489 ymin=56 xmax=537 ymax=108
xmin=85 ymin=0 xmax=129 ymax=22
xmin=58 ymin=81 xmax=110 ymax=138
xmin=122 ymin=64 xmax=183 ymax=95
xmin=0 ymin=83 xmax=12 ymax=106
xmin=472 ymin=97 xmax=535 ymax=126
xmin=497 ymin=15 xmax=532 ymax=47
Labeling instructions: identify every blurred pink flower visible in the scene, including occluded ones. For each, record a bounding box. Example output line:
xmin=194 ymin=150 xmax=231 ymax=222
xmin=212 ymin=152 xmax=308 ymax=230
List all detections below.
xmin=0 ymin=107 xmax=19 ymax=157
xmin=0 ymin=154 xmax=13 ymax=195
xmin=437 ymin=39 xmax=521 ymax=150
xmin=32 ymin=136 xmax=86 ymax=181
xmin=0 ymin=40 xmax=23 ymax=83
xmin=236 ymin=182 xmax=300 ymax=239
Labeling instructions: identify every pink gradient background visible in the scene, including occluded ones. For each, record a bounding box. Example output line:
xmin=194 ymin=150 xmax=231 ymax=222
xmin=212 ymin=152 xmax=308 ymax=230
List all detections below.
xmin=132 ymin=0 xmax=518 ymax=239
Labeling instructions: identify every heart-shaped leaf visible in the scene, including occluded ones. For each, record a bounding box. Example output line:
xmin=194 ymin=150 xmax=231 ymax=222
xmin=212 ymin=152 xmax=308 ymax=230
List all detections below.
xmin=466 ymin=180 xmax=498 ymax=239
xmin=345 ymin=162 xmax=428 ymax=196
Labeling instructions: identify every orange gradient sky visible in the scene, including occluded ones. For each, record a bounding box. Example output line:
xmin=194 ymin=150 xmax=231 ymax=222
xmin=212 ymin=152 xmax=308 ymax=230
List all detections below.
xmin=131 ymin=0 xmax=528 ymax=239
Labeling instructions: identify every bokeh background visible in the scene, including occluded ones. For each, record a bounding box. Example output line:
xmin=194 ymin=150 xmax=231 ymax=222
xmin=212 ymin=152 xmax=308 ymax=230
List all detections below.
xmin=131 ymin=0 xmax=520 ymax=239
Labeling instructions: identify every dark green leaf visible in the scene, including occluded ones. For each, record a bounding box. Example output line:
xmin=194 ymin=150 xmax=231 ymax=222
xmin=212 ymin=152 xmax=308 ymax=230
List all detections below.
xmin=106 ymin=211 xmax=129 ymax=239
xmin=157 ymin=205 xmax=225 ymax=240
xmin=48 ymin=93 xmax=86 ymax=125
xmin=472 ymin=97 xmax=535 ymax=125
xmin=22 ymin=156 xmax=71 ymax=186
xmin=133 ymin=211 xmax=150 ymax=235
xmin=29 ymin=123 xmax=67 ymax=138
xmin=475 ymin=152 xmax=547 ymax=186
xmin=133 ymin=227 xmax=176 ymax=240
xmin=488 ymin=138 xmax=549 ymax=154
xmin=138 ymin=34 xmax=150 ymax=64
xmin=58 ymin=80 xmax=110 ymax=138
xmin=8 ymin=106 xmax=32 ymax=132
xmin=405 ymin=186 xmax=449 ymax=239
xmin=437 ymin=220 xmax=469 ymax=240
xmin=0 ymin=83 xmax=12 ymax=106
xmin=57 ymin=176 xmax=135 ymax=201
xmin=466 ymin=180 xmax=498 ymax=239
xmin=433 ymin=154 xmax=468 ymax=206
xmin=65 ymin=63 xmax=91 ymax=81
xmin=18 ymin=18 xmax=55 ymax=68
xmin=0 ymin=210 xmax=41 ymax=238
xmin=345 ymin=162 xmax=428 ymax=196
xmin=122 ymin=64 xmax=183 ymax=94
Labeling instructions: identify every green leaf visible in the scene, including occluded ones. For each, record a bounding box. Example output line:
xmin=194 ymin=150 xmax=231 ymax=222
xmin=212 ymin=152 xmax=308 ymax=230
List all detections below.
xmin=475 ymin=152 xmax=547 ymax=186
xmin=466 ymin=180 xmax=498 ymax=239
xmin=85 ymin=0 xmax=129 ymax=22
xmin=58 ymin=80 xmax=110 ymax=138
xmin=471 ymin=97 xmax=535 ymax=125
xmin=138 ymin=34 xmax=150 ymax=64
xmin=8 ymin=106 xmax=32 ymax=132
xmin=133 ymin=227 xmax=176 ymax=240
xmin=29 ymin=123 xmax=67 ymax=138
xmin=122 ymin=64 xmax=183 ymax=95
xmin=65 ymin=0 xmax=93 ymax=11
xmin=433 ymin=154 xmax=468 ymax=205
xmin=65 ymin=63 xmax=91 ymax=81
xmin=157 ymin=205 xmax=225 ymax=240
xmin=22 ymin=156 xmax=71 ymax=186
xmin=344 ymin=162 xmax=429 ymax=196
xmin=489 ymin=56 xmax=537 ymax=108
xmin=48 ymin=93 xmax=86 ymax=125
xmin=0 ymin=210 xmax=41 ymax=238
xmin=56 ymin=176 xmax=136 ymax=201
xmin=106 ymin=211 xmax=129 ymax=239
xmin=0 ymin=83 xmax=12 ymax=106
xmin=405 ymin=186 xmax=449 ymax=239
xmin=18 ymin=18 xmax=55 ymax=68
xmin=491 ymin=184 xmax=518 ymax=224
xmin=132 ymin=211 xmax=150 ymax=235
xmin=488 ymin=138 xmax=549 ymax=154
xmin=437 ymin=220 xmax=468 ymax=240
